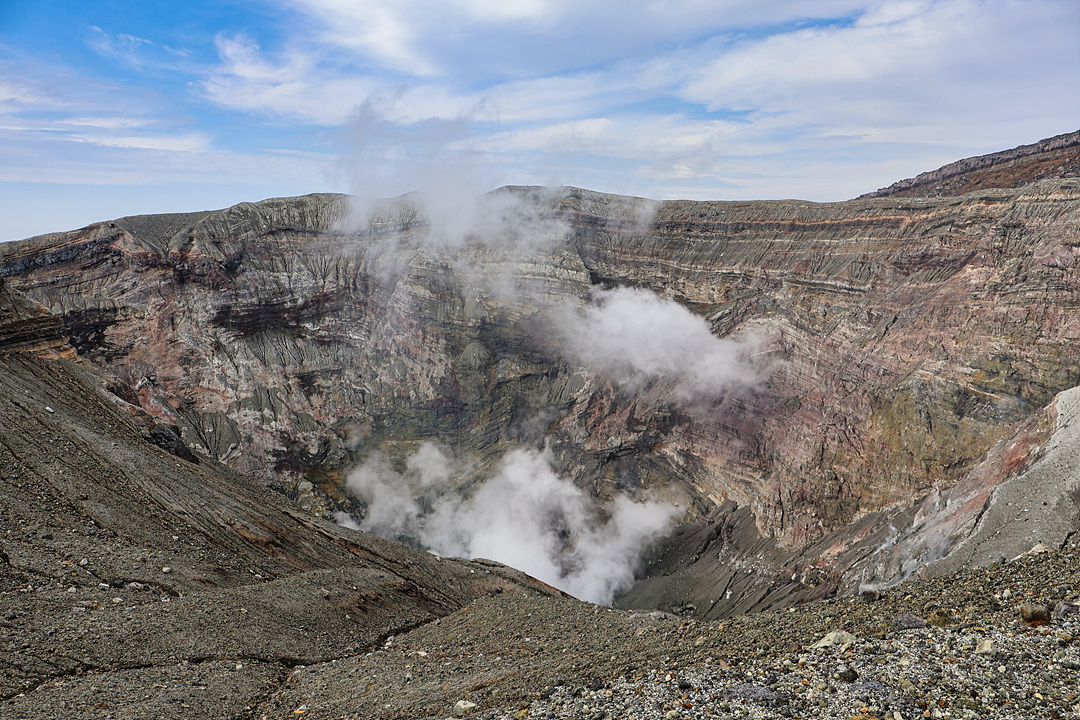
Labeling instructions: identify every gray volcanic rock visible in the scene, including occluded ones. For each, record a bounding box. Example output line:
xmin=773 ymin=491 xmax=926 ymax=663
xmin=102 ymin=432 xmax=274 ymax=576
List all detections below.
xmin=0 ymin=279 xmax=562 ymax=713
xmin=2 ymin=145 xmax=1080 ymax=614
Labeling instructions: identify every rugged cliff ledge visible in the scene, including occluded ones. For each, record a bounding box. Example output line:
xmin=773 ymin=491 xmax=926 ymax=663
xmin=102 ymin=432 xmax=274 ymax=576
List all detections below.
xmin=2 ymin=145 xmax=1080 ymax=615
xmin=0 ymin=276 xmax=563 ymax=715
xmin=861 ymin=129 xmax=1080 ymax=198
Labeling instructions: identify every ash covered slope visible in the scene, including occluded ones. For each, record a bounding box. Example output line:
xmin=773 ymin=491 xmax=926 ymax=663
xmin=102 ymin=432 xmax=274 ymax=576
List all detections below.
xmin=0 ymin=275 xmax=561 ymax=716
xmin=2 ymin=141 xmax=1080 ymax=614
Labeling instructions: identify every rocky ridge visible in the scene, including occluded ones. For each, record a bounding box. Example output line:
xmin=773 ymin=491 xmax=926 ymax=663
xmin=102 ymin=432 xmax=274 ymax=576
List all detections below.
xmin=255 ymin=541 xmax=1080 ymax=719
xmin=3 ymin=157 xmax=1080 ymax=614
xmin=862 ymin=129 xmax=1080 ymax=198
xmin=0 ymin=275 xmax=562 ymax=717
xmin=2 ymin=134 xmax=1080 ymax=718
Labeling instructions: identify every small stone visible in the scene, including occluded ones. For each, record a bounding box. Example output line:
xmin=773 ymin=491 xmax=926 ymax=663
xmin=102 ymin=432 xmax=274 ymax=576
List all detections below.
xmin=664 ymin=711 xmax=682 ymax=720
xmin=1054 ymin=601 xmax=1080 ymax=620
xmin=860 ymin=585 xmax=881 ymax=602
xmin=453 ymin=699 xmax=477 ymax=717
xmin=837 ymin=665 xmax=859 ymax=683
xmin=161 ymin=566 xmax=171 ymax=573
xmin=975 ymin=639 xmax=994 ymax=655
xmin=45 ymin=406 xmax=54 ymax=413
xmin=927 ymin=609 xmax=956 ymax=627
xmin=811 ymin=630 xmax=858 ymax=650
xmin=111 ymin=597 xmax=122 ymax=604
xmin=892 ymin=613 xmax=930 ymax=630
xmin=79 ymin=558 xmax=89 ymax=566
xmin=1020 ymin=603 xmax=1051 ymax=626
xmin=1016 ymin=542 xmax=1054 ymax=559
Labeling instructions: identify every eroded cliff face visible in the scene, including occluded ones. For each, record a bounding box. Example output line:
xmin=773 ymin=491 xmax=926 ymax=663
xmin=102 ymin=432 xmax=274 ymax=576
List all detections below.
xmin=862 ymin=130 xmax=1080 ymax=198
xmin=3 ymin=171 xmax=1080 ymax=611
xmin=0 ymin=277 xmax=564 ymax=707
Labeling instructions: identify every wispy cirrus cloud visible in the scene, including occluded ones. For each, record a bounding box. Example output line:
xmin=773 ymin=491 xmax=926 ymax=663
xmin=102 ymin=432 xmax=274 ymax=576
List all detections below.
xmin=86 ymin=25 xmax=194 ymax=73
xmin=673 ymin=0 xmax=1080 ymax=148
xmin=2 ymin=0 xmax=1078 ymax=241
xmin=196 ymin=0 xmax=1078 ymax=203
xmin=200 ymin=34 xmax=381 ymax=124
xmin=278 ymin=0 xmax=871 ymax=79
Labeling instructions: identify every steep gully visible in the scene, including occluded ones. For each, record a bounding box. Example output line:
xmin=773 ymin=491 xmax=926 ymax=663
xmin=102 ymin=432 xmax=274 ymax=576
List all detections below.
xmin=1 ymin=136 xmax=1080 ymax=623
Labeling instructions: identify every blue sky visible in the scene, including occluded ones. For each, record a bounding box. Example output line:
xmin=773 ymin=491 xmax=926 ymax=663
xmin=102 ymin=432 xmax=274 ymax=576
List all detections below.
xmin=1 ymin=0 xmax=1078 ymax=241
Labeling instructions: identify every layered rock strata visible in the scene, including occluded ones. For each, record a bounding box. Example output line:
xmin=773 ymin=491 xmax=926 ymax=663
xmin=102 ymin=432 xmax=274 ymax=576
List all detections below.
xmin=0 ymin=278 xmax=561 ymax=710
xmin=2 ymin=170 xmax=1080 ymax=613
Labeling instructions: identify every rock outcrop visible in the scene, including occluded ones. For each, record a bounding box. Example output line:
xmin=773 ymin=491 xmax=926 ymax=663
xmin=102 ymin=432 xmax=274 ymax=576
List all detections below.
xmin=861 ymin=129 xmax=1080 ymax=198
xmin=0 ymin=277 xmax=562 ymax=713
xmin=2 ymin=137 xmax=1080 ymax=615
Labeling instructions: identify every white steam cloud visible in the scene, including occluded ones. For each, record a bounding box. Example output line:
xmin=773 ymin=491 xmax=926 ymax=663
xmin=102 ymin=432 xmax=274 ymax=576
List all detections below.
xmin=341 ymin=95 xmax=510 ymax=249
xmin=344 ymin=442 xmax=680 ymax=605
xmin=334 ymin=103 xmax=760 ymax=607
xmin=556 ymin=286 xmax=758 ymax=403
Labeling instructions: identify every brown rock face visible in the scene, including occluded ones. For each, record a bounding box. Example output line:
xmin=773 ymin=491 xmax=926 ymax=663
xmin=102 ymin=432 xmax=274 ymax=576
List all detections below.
xmin=0 ymin=279 xmax=562 ymax=711
xmin=861 ymin=129 xmax=1080 ymax=198
xmin=3 ymin=156 xmax=1080 ymax=613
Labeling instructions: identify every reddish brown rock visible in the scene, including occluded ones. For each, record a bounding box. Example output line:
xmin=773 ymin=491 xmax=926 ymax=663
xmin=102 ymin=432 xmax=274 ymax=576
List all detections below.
xmin=1 ymin=139 xmax=1079 ymax=615
xmin=1020 ymin=603 xmax=1051 ymax=627
xmin=862 ymin=129 xmax=1080 ymax=198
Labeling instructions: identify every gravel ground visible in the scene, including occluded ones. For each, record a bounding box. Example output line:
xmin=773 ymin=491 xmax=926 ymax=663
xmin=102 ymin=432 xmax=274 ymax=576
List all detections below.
xmin=487 ymin=624 xmax=1079 ymax=720
xmin=266 ymin=543 xmax=1080 ymax=719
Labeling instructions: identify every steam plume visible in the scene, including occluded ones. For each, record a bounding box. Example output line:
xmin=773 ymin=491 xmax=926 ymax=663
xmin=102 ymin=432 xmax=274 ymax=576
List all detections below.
xmin=341 ymin=95 xmax=502 ymax=248
xmin=334 ymin=104 xmax=760 ymax=605
xmin=555 ymin=286 xmax=759 ymax=403
xmin=345 ymin=443 xmax=680 ymax=605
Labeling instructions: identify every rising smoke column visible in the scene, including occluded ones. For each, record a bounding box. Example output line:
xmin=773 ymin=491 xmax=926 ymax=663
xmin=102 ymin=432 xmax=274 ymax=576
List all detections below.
xmin=345 ymin=443 xmax=680 ymax=605
xmin=554 ymin=285 xmax=760 ymax=405
xmin=335 ymin=102 xmax=761 ymax=604
xmin=336 ymin=233 xmax=762 ymax=603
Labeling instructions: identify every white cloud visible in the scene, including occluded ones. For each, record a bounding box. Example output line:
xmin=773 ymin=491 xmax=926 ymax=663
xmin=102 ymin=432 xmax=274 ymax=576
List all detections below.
xmin=62 ymin=116 xmax=157 ymax=131
xmin=4 ymin=0 xmax=1079 ymax=246
xmin=0 ymin=112 xmax=212 ymax=156
xmin=278 ymin=0 xmax=441 ymax=75
xmin=676 ymin=0 xmax=1080 ymax=150
xmin=0 ymin=122 xmax=332 ymax=187
xmin=279 ymin=0 xmax=872 ymax=79
xmin=453 ymin=0 xmax=558 ymax=23
xmin=201 ymin=35 xmax=380 ymax=124
xmin=71 ymin=132 xmax=211 ymax=152
xmin=213 ymin=0 xmax=1076 ymax=202
xmin=87 ymin=25 xmax=193 ymax=72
